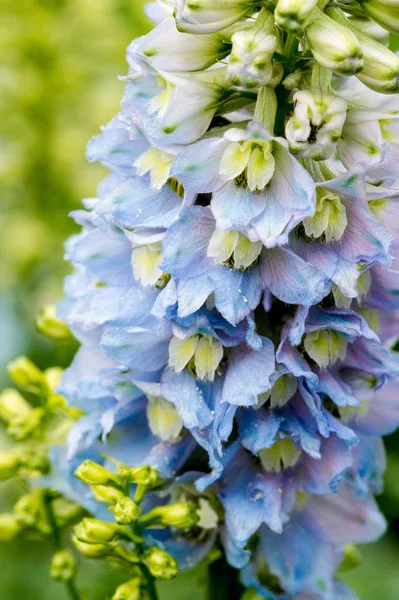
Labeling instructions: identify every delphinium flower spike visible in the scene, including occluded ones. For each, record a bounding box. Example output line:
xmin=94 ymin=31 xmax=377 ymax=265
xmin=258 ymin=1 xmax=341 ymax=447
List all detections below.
xmin=4 ymin=0 xmax=399 ymax=598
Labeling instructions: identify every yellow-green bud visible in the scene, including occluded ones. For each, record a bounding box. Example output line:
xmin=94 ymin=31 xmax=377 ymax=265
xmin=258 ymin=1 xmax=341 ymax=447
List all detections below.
xmin=0 ymin=513 xmax=22 ymax=541
xmin=304 ymin=329 xmax=348 ymax=368
xmin=0 ymin=450 xmax=21 ymax=481
xmin=125 ymin=465 xmax=159 ymax=487
xmin=52 ymin=497 xmax=86 ymax=528
xmin=74 ymin=518 xmax=123 ymax=544
xmin=19 ymin=447 xmax=50 ymax=477
xmin=13 ymin=490 xmax=49 ymax=532
xmin=112 ymin=578 xmax=142 ymax=600
xmin=50 ymin=549 xmax=77 ymax=583
xmin=75 ymin=460 xmax=121 ymax=487
xmin=0 ymin=389 xmax=31 ymax=423
xmin=44 ymin=367 xmax=64 ymax=392
xmin=110 ymin=497 xmax=142 ymax=525
xmin=275 ymin=0 xmax=318 ymax=33
xmin=7 ymin=357 xmax=49 ymax=396
xmin=92 ymin=485 xmax=126 ymax=505
xmin=140 ymin=503 xmax=199 ymax=529
xmin=305 ymin=8 xmax=363 ymax=76
xmin=72 ymin=535 xmax=109 ymax=558
xmin=7 ymin=407 xmax=45 ymax=441
xmin=143 ymin=547 xmax=178 ymax=580
xmin=35 ymin=305 xmax=74 ymax=341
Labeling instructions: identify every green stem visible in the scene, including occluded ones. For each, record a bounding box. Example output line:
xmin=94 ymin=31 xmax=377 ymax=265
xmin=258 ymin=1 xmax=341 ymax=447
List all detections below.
xmin=274 ymin=32 xmax=300 ymax=137
xmin=43 ymin=491 xmax=82 ymax=600
xmin=65 ymin=579 xmax=82 ymax=600
xmin=140 ymin=564 xmax=159 ymax=600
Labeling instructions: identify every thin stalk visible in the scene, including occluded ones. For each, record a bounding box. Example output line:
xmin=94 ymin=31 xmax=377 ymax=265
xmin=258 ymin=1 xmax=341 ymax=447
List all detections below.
xmin=140 ymin=564 xmax=159 ymax=600
xmin=43 ymin=491 xmax=82 ymax=600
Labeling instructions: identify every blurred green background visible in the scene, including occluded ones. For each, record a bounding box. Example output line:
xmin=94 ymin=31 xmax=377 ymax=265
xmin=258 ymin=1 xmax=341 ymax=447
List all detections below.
xmin=1 ymin=1 xmax=399 ymax=598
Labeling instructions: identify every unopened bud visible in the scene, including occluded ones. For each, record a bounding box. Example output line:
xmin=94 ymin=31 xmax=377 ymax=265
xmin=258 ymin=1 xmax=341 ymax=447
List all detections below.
xmin=112 ymin=578 xmax=142 ymax=600
xmin=175 ymin=0 xmax=255 ymax=34
xmin=228 ymin=16 xmax=277 ymax=89
xmin=36 ymin=305 xmax=74 ymax=341
xmin=306 ymin=8 xmax=363 ymax=76
xmin=74 ymin=518 xmax=123 ymax=544
xmin=328 ymin=6 xmax=399 ymax=93
xmin=124 ymin=465 xmax=159 ymax=487
xmin=0 ymin=389 xmax=31 ymax=423
xmin=7 ymin=407 xmax=45 ymax=441
xmin=110 ymin=497 xmax=142 ymax=525
xmin=92 ymin=485 xmax=126 ymax=505
xmin=75 ymin=460 xmax=121 ymax=487
xmin=143 ymin=547 xmax=178 ymax=580
xmin=362 ymin=0 xmax=399 ymax=34
xmin=0 ymin=450 xmax=21 ymax=481
xmin=7 ymin=357 xmax=49 ymax=396
xmin=275 ymin=0 xmax=318 ymax=33
xmin=50 ymin=549 xmax=77 ymax=583
xmin=72 ymin=535 xmax=109 ymax=558
xmin=0 ymin=513 xmax=22 ymax=541
xmin=19 ymin=447 xmax=50 ymax=476
xmin=44 ymin=367 xmax=64 ymax=392
xmin=13 ymin=490 xmax=49 ymax=532
xmin=52 ymin=497 xmax=86 ymax=528
xmin=140 ymin=503 xmax=199 ymax=529
xmin=348 ymin=15 xmax=390 ymax=45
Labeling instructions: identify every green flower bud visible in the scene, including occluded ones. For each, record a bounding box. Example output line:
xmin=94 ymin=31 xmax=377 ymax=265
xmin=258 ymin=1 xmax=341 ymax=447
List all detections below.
xmin=51 ymin=497 xmax=86 ymax=528
xmin=327 ymin=6 xmax=399 ymax=93
xmin=143 ymin=547 xmax=178 ymax=580
xmin=72 ymin=535 xmax=109 ymax=558
xmin=0 ymin=389 xmax=31 ymax=423
xmin=0 ymin=450 xmax=21 ymax=481
xmin=140 ymin=503 xmax=199 ymax=529
xmin=35 ymin=305 xmax=74 ymax=341
xmin=7 ymin=407 xmax=45 ymax=441
xmin=304 ymin=329 xmax=348 ymax=368
xmin=13 ymin=490 xmax=49 ymax=532
xmin=305 ymin=8 xmax=363 ymax=76
xmin=44 ymin=367 xmax=64 ymax=392
xmin=7 ymin=357 xmax=49 ymax=396
xmin=110 ymin=497 xmax=142 ymax=525
xmin=50 ymin=549 xmax=77 ymax=583
xmin=125 ymin=465 xmax=159 ymax=487
xmin=348 ymin=15 xmax=390 ymax=45
xmin=112 ymin=578 xmax=142 ymax=600
xmin=0 ymin=513 xmax=22 ymax=541
xmin=362 ymin=0 xmax=399 ymax=34
xmin=92 ymin=485 xmax=126 ymax=505
xmin=275 ymin=0 xmax=318 ymax=33
xmin=75 ymin=460 xmax=121 ymax=487
xmin=74 ymin=518 xmax=124 ymax=544
xmin=19 ymin=447 xmax=50 ymax=477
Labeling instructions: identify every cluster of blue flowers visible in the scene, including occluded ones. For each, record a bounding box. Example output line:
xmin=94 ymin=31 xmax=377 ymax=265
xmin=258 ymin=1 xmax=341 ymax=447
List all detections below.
xmin=54 ymin=1 xmax=399 ymax=597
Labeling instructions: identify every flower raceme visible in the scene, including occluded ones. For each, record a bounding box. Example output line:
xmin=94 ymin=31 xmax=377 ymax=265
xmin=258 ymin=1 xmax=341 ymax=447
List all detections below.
xmin=4 ymin=1 xmax=399 ymax=599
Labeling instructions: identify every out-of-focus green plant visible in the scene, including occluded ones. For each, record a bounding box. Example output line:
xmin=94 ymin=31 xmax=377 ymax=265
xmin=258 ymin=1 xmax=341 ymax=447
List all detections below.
xmin=0 ymin=0 xmax=149 ymax=379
